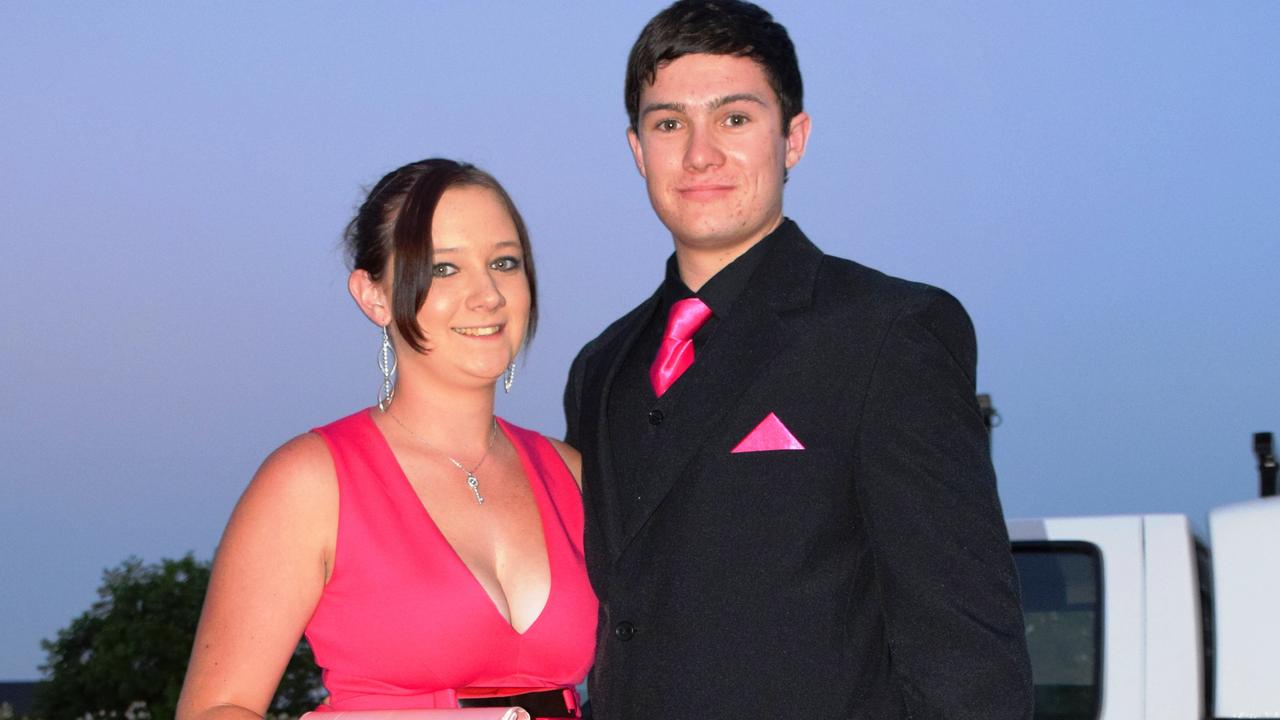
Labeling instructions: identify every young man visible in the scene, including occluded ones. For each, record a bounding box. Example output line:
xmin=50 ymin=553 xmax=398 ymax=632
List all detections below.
xmin=564 ymin=2 xmax=1033 ymax=717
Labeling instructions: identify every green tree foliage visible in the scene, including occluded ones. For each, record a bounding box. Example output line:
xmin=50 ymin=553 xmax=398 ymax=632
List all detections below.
xmin=35 ymin=555 xmax=323 ymax=720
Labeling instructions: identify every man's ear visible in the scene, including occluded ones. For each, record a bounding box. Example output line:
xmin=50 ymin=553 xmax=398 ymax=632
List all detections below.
xmin=348 ymin=269 xmax=391 ymax=327
xmin=784 ymin=111 xmax=812 ymax=169
xmin=626 ymin=127 xmax=648 ymax=179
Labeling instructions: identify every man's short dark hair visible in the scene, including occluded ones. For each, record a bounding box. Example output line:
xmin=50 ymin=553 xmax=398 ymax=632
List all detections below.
xmin=625 ymin=0 xmax=804 ymax=134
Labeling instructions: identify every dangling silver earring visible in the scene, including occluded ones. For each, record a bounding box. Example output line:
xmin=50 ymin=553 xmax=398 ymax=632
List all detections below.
xmin=378 ymin=325 xmax=397 ymax=411
xmin=503 ymin=362 xmax=516 ymax=394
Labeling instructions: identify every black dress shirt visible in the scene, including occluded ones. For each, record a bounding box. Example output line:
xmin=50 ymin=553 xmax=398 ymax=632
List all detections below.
xmin=605 ymin=225 xmax=781 ymax=519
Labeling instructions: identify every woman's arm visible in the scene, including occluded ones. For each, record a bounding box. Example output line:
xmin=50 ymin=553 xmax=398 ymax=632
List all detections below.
xmin=177 ymin=433 xmax=338 ymax=720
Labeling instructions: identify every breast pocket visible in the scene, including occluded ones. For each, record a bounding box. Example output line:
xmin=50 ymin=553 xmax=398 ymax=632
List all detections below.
xmin=716 ymin=448 xmax=851 ymax=511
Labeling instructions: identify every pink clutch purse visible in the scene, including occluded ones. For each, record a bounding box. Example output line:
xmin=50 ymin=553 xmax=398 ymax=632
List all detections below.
xmin=301 ymin=711 xmax=529 ymax=720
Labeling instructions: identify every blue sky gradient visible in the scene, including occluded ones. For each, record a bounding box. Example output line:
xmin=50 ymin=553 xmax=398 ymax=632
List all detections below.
xmin=2 ymin=1 xmax=1277 ymax=679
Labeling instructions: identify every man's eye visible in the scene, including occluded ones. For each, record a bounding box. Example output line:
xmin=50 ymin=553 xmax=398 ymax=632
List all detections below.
xmin=431 ymin=263 xmax=458 ymax=277
xmin=491 ymin=256 xmax=522 ymax=272
xmin=725 ymin=113 xmax=749 ymax=127
xmin=656 ymin=118 xmax=680 ymax=132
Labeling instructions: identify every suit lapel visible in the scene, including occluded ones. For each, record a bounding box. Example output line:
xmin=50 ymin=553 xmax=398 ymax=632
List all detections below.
xmin=615 ymin=222 xmax=824 ymax=557
xmin=582 ymin=290 xmax=661 ymax=560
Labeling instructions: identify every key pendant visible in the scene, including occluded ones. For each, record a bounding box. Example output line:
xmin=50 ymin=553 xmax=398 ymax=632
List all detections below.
xmin=466 ymin=471 xmax=485 ymax=505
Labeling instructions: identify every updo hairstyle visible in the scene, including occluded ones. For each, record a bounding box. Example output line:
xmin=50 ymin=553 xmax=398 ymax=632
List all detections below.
xmin=344 ymin=158 xmax=537 ymax=354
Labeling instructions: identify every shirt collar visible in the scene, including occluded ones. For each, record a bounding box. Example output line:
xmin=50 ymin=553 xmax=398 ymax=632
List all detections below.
xmin=659 ymin=219 xmax=788 ymax=318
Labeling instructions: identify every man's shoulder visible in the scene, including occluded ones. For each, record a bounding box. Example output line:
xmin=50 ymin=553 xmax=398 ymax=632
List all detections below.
xmin=777 ymin=221 xmax=961 ymax=317
xmin=813 ymin=252 xmax=963 ymax=320
xmin=571 ymin=291 xmax=659 ymax=366
xmin=809 ymin=252 xmax=979 ymax=369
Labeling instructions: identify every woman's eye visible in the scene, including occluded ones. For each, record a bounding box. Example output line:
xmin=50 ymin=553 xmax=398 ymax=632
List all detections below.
xmin=491 ymin=256 xmax=522 ymax=272
xmin=431 ymin=263 xmax=458 ymax=277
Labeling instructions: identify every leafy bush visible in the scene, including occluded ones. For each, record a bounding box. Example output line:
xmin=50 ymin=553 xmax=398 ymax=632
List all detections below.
xmin=36 ymin=555 xmax=323 ymax=720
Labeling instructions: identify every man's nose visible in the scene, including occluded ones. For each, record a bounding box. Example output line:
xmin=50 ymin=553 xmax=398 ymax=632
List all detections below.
xmin=683 ymin=123 xmax=725 ymax=172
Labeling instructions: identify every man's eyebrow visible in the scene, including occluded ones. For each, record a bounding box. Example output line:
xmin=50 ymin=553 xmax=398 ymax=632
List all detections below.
xmin=640 ymin=101 xmax=686 ymax=118
xmin=640 ymin=94 xmax=769 ymax=119
xmin=709 ymin=93 xmax=769 ymax=110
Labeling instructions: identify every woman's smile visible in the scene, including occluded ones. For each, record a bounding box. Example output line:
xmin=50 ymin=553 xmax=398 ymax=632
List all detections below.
xmin=452 ymin=324 xmax=504 ymax=338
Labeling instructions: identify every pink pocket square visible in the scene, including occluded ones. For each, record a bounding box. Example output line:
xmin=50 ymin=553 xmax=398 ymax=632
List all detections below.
xmin=731 ymin=412 xmax=805 ymax=453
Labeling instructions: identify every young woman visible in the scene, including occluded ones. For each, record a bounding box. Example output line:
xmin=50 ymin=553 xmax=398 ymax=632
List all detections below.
xmin=178 ymin=159 xmax=595 ymax=719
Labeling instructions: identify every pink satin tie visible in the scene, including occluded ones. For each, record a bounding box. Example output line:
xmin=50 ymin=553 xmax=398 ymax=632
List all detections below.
xmin=650 ymin=297 xmax=712 ymax=397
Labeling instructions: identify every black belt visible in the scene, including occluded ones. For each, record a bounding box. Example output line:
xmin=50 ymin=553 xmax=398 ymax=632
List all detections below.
xmin=458 ymin=688 xmax=578 ymax=718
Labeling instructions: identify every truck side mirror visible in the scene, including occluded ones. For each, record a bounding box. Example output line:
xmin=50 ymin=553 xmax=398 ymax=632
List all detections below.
xmin=1255 ymin=431 xmax=1277 ymax=498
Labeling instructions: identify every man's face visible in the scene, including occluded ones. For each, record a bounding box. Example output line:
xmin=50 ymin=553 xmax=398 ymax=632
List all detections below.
xmin=627 ymin=53 xmax=809 ymax=258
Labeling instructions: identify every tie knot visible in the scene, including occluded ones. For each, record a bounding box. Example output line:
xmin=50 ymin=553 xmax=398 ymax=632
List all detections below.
xmin=664 ymin=297 xmax=712 ymax=341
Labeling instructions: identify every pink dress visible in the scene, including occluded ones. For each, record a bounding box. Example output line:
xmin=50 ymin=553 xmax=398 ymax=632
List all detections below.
xmin=305 ymin=410 xmax=597 ymax=710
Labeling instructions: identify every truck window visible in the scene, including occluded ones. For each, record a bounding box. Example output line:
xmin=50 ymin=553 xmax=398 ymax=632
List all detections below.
xmin=1013 ymin=542 xmax=1102 ymax=720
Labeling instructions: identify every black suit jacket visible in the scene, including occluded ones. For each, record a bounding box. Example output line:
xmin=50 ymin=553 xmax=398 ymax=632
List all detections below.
xmin=564 ymin=221 xmax=1032 ymax=719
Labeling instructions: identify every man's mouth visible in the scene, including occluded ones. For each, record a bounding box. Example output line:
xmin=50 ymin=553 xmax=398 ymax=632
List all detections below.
xmin=678 ymin=184 xmax=734 ymax=199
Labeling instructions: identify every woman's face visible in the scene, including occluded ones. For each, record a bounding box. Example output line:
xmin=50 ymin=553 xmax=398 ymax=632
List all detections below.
xmin=403 ymin=184 xmax=531 ymax=387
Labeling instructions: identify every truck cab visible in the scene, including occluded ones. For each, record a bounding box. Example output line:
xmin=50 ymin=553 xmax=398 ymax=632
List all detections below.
xmin=1008 ymin=496 xmax=1280 ymax=719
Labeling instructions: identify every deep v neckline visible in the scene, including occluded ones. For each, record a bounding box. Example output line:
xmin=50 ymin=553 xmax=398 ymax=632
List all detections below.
xmin=363 ymin=410 xmax=555 ymax=636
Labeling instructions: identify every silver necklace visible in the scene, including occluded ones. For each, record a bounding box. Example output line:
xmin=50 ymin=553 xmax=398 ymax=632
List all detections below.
xmin=387 ymin=412 xmax=498 ymax=505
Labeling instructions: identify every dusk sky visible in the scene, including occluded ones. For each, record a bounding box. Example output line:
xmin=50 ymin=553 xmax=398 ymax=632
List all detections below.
xmin=2 ymin=1 xmax=1277 ymax=680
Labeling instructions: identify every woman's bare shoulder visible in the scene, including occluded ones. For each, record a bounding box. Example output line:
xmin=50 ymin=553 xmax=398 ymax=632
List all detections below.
xmin=545 ymin=437 xmax=582 ymax=490
xmin=236 ymin=432 xmax=337 ymax=521
xmin=261 ymin=431 xmax=334 ymax=479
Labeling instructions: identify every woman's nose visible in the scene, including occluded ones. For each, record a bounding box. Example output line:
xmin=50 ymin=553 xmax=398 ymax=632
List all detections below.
xmin=467 ymin=271 xmax=506 ymax=311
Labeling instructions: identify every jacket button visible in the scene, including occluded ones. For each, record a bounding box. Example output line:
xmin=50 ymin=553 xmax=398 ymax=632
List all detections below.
xmin=648 ymin=409 xmax=664 ymax=426
xmin=615 ymin=621 xmax=636 ymax=641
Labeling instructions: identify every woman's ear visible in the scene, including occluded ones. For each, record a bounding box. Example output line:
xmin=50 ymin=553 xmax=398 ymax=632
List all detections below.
xmin=348 ymin=269 xmax=392 ymax=327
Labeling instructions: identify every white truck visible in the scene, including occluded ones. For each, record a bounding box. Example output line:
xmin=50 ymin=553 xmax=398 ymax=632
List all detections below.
xmin=1006 ymin=432 xmax=1279 ymax=720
